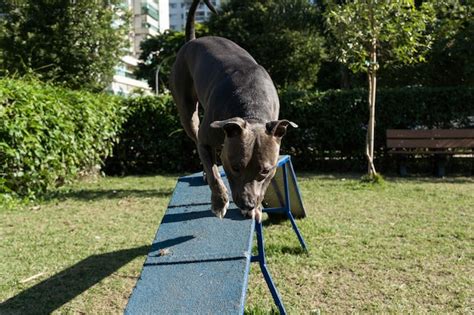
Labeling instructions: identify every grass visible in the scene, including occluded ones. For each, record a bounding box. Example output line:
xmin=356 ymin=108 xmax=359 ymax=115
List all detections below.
xmin=1 ymin=173 xmax=473 ymax=314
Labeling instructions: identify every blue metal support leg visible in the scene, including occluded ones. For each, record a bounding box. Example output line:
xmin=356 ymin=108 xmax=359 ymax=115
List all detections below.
xmin=251 ymin=221 xmax=287 ymax=315
xmin=282 ymin=162 xmax=308 ymax=251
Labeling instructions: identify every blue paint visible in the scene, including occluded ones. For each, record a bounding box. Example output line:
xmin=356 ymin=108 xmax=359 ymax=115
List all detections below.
xmin=263 ymin=156 xmax=308 ymax=251
xmin=125 ymin=172 xmax=254 ymax=314
xmin=124 ymin=155 xmax=307 ymax=314
xmin=252 ymin=221 xmax=287 ymax=315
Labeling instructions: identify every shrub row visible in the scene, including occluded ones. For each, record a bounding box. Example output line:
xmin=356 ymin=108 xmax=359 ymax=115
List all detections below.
xmin=104 ymin=94 xmax=199 ymax=174
xmin=0 ymin=78 xmax=126 ymax=197
xmin=279 ymin=86 xmax=474 ymax=170
xmin=106 ymin=86 xmax=473 ymax=174
xmin=2 ymin=79 xmax=470 ymax=198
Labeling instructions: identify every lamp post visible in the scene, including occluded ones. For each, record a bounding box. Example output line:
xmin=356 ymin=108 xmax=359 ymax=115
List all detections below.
xmin=155 ymin=64 xmax=161 ymax=95
xmin=152 ymin=51 xmax=161 ymax=95
xmin=151 ymin=51 xmax=171 ymax=95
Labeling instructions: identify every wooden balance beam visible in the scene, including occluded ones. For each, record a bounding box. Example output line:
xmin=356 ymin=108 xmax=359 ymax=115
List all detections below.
xmin=125 ymin=156 xmax=306 ymax=314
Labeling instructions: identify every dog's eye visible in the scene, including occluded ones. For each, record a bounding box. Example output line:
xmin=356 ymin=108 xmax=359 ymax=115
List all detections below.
xmin=231 ymin=165 xmax=240 ymax=173
xmin=256 ymin=169 xmax=270 ymax=181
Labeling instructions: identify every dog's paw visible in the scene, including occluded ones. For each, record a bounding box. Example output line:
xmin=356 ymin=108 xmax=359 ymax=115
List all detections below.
xmin=211 ymin=192 xmax=229 ymax=219
xmin=240 ymin=207 xmax=263 ymax=223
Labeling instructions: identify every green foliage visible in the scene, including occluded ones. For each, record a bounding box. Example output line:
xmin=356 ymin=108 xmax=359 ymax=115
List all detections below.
xmin=135 ymin=25 xmax=209 ymax=93
xmin=360 ymin=172 xmax=385 ymax=185
xmin=424 ymin=0 xmax=473 ymax=85
xmin=103 ymin=86 xmax=472 ymax=174
xmin=0 ymin=0 xmax=129 ymax=91
xmin=104 ymin=94 xmax=200 ymax=174
xmin=324 ymin=0 xmax=437 ymax=175
xmin=0 ymin=77 xmax=126 ymax=197
xmin=324 ymin=0 xmax=435 ymax=73
xmin=278 ymin=86 xmax=473 ymax=170
xmin=377 ymin=0 xmax=473 ymax=87
xmin=207 ymin=0 xmax=326 ymax=89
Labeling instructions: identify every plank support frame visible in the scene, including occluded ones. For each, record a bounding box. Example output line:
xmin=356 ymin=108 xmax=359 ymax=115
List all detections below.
xmin=263 ymin=156 xmax=308 ymax=251
xmin=251 ymin=221 xmax=287 ymax=315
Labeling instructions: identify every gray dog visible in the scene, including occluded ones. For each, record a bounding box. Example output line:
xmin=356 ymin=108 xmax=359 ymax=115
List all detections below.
xmin=170 ymin=0 xmax=297 ymax=221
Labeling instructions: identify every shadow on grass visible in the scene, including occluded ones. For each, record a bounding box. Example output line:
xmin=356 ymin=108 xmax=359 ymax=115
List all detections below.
xmin=264 ymin=244 xmax=307 ymax=256
xmin=45 ymin=187 xmax=174 ymax=201
xmin=0 ymin=246 xmax=149 ymax=314
xmin=244 ymin=306 xmax=279 ymax=314
xmin=300 ymin=172 xmax=474 ymax=184
xmin=389 ymin=176 xmax=474 ymax=184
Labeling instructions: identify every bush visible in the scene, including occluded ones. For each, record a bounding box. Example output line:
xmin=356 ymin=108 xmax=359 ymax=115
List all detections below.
xmin=104 ymin=95 xmax=200 ymax=174
xmin=0 ymin=77 xmax=126 ymax=197
xmin=106 ymin=86 xmax=472 ymax=174
xmin=279 ymin=86 xmax=474 ymax=171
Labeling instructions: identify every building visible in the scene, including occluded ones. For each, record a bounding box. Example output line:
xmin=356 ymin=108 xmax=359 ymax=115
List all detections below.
xmin=110 ymin=0 xmax=170 ymax=96
xmin=169 ymin=0 xmax=221 ymax=31
xmin=132 ymin=0 xmax=170 ymax=56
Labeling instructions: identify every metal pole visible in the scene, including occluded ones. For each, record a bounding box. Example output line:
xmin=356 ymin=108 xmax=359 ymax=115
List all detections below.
xmin=254 ymin=221 xmax=287 ymax=315
xmin=155 ymin=64 xmax=161 ymax=95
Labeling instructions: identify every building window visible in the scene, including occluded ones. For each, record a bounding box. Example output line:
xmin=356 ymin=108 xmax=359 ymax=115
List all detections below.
xmin=141 ymin=22 xmax=159 ymax=32
xmin=142 ymin=4 xmax=160 ymax=21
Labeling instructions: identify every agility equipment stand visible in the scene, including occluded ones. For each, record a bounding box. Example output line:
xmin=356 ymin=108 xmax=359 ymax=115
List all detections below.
xmin=125 ymin=156 xmax=306 ymax=314
xmin=262 ymin=155 xmax=307 ymax=251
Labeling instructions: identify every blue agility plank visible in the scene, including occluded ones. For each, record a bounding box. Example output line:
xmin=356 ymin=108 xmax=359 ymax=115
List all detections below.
xmin=125 ymin=172 xmax=256 ymax=315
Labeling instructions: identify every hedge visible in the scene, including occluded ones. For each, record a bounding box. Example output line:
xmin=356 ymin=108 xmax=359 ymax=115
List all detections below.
xmin=104 ymin=94 xmax=199 ymax=174
xmin=2 ymin=80 xmax=470 ymax=198
xmin=279 ymin=86 xmax=473 ymax=170
xmin=106 ymin=86 xmax=473 ymax=174
xmin=0 ymin=78 xmax=126 ymax=197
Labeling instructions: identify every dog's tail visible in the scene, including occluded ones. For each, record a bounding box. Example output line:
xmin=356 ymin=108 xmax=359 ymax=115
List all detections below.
xmin=185 ymin=0 xmax=217 ymax=42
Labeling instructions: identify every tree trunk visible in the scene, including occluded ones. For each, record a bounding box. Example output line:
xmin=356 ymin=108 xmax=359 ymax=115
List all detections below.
xmin=366 ymin=39 xmax=377 ymax=177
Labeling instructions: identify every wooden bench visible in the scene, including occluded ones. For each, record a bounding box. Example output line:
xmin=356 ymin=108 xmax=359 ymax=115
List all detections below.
xmin=125 ymin=156 xmax=307 ymax=314
xmin=386 ymin=129 xmax=474 ymax=176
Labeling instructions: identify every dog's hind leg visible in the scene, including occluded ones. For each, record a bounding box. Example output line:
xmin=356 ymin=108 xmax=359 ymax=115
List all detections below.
xmin=171 ymin=57 xmax=200 ymax=144
xmin=174 ymin=93 xmax=199 ymax=144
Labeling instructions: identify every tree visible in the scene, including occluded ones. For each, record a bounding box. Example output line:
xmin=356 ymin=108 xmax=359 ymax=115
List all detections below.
xmin=0 ymin=0 xmax=129 ymax=91
xmin=325 ymin=0 xmax=435 ymax=178
xmin=135 ymin=25 xmax=209 ymax=93
xmin=421 ymin=0 xmax=473 ymax=86
xmin=207 ymin=0 xmax=326 ymax=89
xmin=376 ymin=0 xmax=473 ymax=88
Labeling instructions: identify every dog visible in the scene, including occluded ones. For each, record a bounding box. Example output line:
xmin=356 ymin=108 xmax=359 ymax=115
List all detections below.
xmin=170 ymin=0 xmax=297 ymax=221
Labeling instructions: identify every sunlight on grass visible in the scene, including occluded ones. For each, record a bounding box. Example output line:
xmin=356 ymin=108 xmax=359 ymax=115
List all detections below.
xmin=1 ymin=174 xmax=473 ymax=313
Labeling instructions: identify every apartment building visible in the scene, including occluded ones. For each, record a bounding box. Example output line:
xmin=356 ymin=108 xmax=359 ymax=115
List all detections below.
xmin=132 ymin=0 xmax=170 ymax=55
xmin=169 ymin=0 xmax=222 ymax=31
xmin=110 ymin=0 xmax=170 ymax=96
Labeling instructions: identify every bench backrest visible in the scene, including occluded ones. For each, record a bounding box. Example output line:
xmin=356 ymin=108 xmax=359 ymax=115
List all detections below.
xmin=386 ymin=129 xmax=474 ymax=149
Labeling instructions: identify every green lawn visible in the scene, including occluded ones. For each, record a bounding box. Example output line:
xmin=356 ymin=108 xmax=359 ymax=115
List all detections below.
xmin=1 ymin=173 xmax=473 ymax=314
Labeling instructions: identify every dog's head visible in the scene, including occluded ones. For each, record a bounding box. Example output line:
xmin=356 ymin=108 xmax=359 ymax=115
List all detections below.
xmin=210 ymin=117 xmax=297 ymax=212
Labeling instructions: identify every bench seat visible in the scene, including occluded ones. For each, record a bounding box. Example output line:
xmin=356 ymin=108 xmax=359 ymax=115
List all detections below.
xmin=386 ymin=129 xmax=474 ymax=176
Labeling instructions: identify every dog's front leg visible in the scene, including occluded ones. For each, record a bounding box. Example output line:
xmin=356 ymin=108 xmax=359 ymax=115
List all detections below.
xmin=198 ymin=144 xmax=229 ymax=218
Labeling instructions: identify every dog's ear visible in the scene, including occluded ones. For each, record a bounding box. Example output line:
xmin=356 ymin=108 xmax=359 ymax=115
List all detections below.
xmin=210 ymin=117 xmax=247 ymax=137
xmin=266 ymin=120 xmax=298 ymax=138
